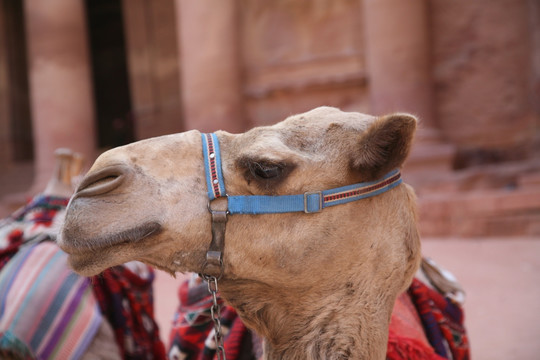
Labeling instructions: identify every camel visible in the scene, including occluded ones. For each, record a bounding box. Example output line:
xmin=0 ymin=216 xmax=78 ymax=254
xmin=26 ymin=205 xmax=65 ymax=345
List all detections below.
xmin=59 ymin=106 xmax=422 ymax=359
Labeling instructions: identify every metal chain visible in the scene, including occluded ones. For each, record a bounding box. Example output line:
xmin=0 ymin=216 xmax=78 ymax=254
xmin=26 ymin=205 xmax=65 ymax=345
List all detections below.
xmin=204 ymin=275 xmax=227 ymax=360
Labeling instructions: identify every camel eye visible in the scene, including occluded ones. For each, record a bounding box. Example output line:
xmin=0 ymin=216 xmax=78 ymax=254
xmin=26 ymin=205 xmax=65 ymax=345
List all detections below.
xmin=238 ymin=156 xmax=296 ymax=188
xmin=250 ymin=162 xmax=283 ymax=179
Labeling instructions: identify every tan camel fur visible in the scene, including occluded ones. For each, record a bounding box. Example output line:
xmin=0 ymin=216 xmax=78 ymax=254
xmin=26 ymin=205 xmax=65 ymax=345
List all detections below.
xmin=59 ymin=106 xmax=421 ymax=360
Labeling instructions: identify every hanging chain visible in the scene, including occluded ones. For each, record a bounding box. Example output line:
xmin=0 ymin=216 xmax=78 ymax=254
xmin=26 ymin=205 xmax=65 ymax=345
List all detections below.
xmin=203 ymin=274 xmax=227 ymax=360
xmin=203 ymin=175 xmax=229 ymax=359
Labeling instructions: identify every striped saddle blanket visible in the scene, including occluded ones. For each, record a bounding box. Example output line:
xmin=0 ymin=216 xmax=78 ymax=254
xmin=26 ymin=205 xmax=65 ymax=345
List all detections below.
xmin=0 ymin=241 xmax=103 ymax=359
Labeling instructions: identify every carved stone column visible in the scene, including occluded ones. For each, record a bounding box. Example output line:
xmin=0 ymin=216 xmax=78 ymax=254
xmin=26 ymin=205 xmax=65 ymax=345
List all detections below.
xmin=122 ymin=0 xmax=183 ymax=140
xmin=24 ymin=0 xmax=96 ymax=191
xmin=363 ymin=0 xmax=454 ymax=177
xmin=175 ymin=0 xmax=246 ymax=132
xmin=0 ymin=3 xmax=11 ymax=167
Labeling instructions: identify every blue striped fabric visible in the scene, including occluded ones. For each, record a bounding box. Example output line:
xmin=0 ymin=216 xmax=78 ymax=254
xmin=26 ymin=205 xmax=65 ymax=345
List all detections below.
xmin=0 ymin=242 xmax=103 ymax=359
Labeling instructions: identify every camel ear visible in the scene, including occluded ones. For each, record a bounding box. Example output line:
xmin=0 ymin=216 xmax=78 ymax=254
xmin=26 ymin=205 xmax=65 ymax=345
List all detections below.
xmin=352 ymin=113 xmax=417 ymax=181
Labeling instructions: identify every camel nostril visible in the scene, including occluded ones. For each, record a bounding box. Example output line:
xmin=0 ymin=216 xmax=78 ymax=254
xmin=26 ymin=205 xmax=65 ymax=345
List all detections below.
xmin=75 ymin=164 xmax=128 ymax=198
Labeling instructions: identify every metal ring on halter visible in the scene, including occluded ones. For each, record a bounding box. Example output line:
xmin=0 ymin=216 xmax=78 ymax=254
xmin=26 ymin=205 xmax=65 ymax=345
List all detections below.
xmin=207 ymin=198 xmax=230 ymax=215
xmin=200 ymin=254 xmax=224 ymax=281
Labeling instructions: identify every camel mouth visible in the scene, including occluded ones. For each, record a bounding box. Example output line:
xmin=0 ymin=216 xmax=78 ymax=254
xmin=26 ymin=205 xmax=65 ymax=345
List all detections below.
xmin=75 ymin=164 xmax=130 ymax=198
xmin=60 ymin=221 xmax=163 ymax=256
xmin=61 ymin=221 xmax=163 ymax=276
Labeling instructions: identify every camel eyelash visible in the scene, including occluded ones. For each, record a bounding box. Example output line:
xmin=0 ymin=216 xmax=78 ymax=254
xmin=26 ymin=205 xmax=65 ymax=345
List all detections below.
xmin=238 ymin=157 xmax=296 ymax=189
xmin=248 ymin=161 xmax=284 ymax=180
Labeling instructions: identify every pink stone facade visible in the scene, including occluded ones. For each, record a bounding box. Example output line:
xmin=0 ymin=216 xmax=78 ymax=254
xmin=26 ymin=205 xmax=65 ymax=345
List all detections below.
xmin=1 ymin=0 xmax=539 ymax=236
xmin=432 ymin=0 xmax=537 ymax=162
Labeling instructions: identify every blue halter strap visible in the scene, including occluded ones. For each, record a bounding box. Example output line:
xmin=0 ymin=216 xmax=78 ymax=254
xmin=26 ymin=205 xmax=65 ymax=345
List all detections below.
xmin=201 ymin=133 xmax=402 ymax=215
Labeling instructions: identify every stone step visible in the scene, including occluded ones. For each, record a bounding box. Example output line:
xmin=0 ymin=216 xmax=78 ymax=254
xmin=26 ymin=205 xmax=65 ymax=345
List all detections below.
xmin=418 ymin=188 xmax=540 ymax=237
xmin=518 ymin=171 xmax=540 ymax=189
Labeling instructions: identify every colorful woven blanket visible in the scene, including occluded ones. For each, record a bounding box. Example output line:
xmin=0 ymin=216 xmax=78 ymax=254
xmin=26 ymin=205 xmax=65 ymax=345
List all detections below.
xmin=0 ymin=242 xmax=102 ymax=359
xmin=168 ymin=276 xmax=260 ymax=360
xmin=407 ymin=278 xmax=469 ymax=360
xmin=168 ymin=275 xmax=470 ymax=360
xmin=0 ymin=195 xmax=69 ymax=271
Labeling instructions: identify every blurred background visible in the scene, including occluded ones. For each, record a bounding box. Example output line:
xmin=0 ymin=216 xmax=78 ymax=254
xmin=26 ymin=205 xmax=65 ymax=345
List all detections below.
xmin=0 ymin=0 xmax=539 ymax=358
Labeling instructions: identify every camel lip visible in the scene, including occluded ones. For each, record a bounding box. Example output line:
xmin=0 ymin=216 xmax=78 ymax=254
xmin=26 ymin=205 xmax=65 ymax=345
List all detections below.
xmin=59 ymin=221 xmax=163 ymax=256
xmin=74 ymin=164 xmax=130 ymax=198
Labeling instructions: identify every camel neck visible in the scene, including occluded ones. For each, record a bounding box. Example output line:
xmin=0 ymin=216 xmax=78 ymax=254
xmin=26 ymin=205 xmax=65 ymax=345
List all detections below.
xmin=220 ymin=279 xmax=393 ymax=360
xmin=263 ymin=306 xmax=390 ymax=360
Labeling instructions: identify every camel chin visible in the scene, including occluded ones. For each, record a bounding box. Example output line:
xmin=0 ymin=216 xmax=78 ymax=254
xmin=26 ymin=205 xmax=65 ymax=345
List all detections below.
xmin=66 ymin=248 xmax=117 ymax=277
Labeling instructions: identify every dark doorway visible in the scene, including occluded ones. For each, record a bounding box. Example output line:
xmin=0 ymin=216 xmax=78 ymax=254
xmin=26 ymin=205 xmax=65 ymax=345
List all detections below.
xmin=1 ymin=0 xmax=33 ymax=161
xmin=85 ymin=0 xmax=133 ymax=148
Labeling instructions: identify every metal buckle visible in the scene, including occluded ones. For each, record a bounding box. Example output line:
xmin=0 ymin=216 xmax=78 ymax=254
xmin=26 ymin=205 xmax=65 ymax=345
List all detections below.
xmin=303 ymin=191 xmax=323 ymax=213
xmin=201 ymin=251 xmax=224 ymax=280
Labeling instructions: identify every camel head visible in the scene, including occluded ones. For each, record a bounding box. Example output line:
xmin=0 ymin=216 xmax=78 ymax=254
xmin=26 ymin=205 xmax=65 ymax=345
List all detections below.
xmin=59 ymin=106 xmax=421 ymax=359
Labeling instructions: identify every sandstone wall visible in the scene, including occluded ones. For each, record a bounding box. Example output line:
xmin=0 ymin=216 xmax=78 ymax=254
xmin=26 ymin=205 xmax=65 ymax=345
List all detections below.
xmin=240 ymin=0 xmax=368 ymax=127
xmin=430 ymin=0 xmax=538 ymax=167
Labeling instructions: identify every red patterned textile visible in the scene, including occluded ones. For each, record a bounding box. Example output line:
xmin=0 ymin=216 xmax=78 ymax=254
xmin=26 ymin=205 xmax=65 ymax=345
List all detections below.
xmin=91 ymin=266 xmax=167 ymax=360
xmin=408 ymin=279 xmax=470 ymax=360
xmin=169 ymin=276 xmax=469 ymax=360
xmin=0 ymin=195 xmax=69 ymax=270
xmin=387 ymin=292 xmax=445 ymax=360
xmin=168 ymin=276 xmax=257 ymax=360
